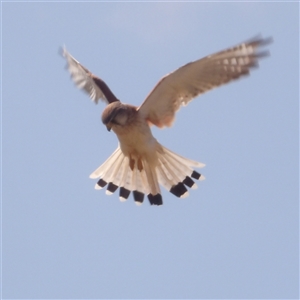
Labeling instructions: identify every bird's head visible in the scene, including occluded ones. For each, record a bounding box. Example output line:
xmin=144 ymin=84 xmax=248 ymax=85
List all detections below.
xmin=101 ymin=102 xmax=136 ymax=132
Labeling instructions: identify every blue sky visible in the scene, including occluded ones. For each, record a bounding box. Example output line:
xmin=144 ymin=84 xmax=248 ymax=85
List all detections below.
xmin=2 ymin=2 xmax=299 ymax=299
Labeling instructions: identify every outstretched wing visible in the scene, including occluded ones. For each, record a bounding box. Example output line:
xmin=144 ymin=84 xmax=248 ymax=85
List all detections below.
xmin=62 ymin=47 xmax=119 ymax=104
xmin=138 ymin=36 xmax=272 ymax=128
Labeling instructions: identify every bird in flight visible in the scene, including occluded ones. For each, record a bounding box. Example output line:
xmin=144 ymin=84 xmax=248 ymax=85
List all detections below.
xmin=62 ymin=36 xmax=271 ymax=206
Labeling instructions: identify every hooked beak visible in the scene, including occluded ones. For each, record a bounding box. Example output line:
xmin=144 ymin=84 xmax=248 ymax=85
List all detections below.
xmin=106 ymin=124 xmax=112 ymax=132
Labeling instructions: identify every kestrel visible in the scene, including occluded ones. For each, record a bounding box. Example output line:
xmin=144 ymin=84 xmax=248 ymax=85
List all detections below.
xmin=62 ymin=36 xmax=271 ymax=206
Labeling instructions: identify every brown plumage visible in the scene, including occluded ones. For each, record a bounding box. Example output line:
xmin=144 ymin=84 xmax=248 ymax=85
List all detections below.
xmin=62 ymin=36 xmax=272 ymax=206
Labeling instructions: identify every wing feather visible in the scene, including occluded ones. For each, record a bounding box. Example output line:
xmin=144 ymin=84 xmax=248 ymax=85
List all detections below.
xmin=138 ymin=36 xmax=272 ymax=128
xmin=62 ymin=47 xmax=119 ymax=104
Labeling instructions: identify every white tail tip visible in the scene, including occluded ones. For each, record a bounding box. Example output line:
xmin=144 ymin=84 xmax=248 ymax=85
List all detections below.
xmin=119 ymin=197 xmax=127 ymax=202
xmin=95 ymin=183 xmax=104 ymax=190
xmin=180 ymin=191 xmax=189 ymax=198
xmin=191 ymin=183 xmax=198 ymax=190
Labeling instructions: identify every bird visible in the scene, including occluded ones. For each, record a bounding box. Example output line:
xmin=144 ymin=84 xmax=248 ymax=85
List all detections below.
xmin=62 ymin=36 xmax=271 ymax=206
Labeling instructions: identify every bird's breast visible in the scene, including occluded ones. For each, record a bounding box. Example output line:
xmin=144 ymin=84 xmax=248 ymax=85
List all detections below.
xmin=112 ymin=118 xmax=158 ymax=159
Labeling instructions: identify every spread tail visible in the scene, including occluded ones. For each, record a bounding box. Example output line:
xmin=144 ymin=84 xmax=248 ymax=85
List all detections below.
xmin=90 ymin=144 xmax=205 ymax=206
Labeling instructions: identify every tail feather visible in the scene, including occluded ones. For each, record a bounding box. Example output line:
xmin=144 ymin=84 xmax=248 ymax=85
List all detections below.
xmin=117 ymin=158 xmax=151 ymax=205
xmin=132 ymin=167 xmax=147 ymax=195
xmin=90 ymin=147 xmax=121 ymax=179
xmin=157 ymin=150 xmax=195 ymax=197
xmin=143 ymin=159 xmax=161 ymax=196
xmin=104 ymin=152 xmax=124 ymax=185
xmin=143 ymin=160 xmax=163 ymax=205
xmin=121 ymin=160 xmax=133 ymax=191
xmin=90 ymin=144 xmax=205 ymax=205
xmin=156 ymin=163 xmax=174 ymax=191
xmin=112 ymin=156 xmax=127 ymax=186
xmin=165 ymin=152 xmax=196 ymax=178
xmin=139 ymin=168 xmax=151 ymax=201
xmin=156 ymin=152 xmax=183 ymax=189
xmin=163 ymin=147 xmax=205 ymax=168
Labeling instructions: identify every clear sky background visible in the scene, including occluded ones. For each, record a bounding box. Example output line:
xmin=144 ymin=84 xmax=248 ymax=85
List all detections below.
xmin=2 ymin=2 xmax=299 ymax=299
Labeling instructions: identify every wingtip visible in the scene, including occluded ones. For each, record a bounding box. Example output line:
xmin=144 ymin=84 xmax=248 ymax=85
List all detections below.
xmin=245 ymin=34 xmax=273 ymax=46
xmin=263 ymin=36 xmax=273 ymax=45
xmin=59 ymin=44 xmax=67 ymax=58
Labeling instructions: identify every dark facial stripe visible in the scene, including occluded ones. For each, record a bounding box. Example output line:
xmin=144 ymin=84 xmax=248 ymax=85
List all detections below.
xmin=148 ymin=194 xmax=163 ymax=206
xmin=133 ymin=191 xmax=144 ymax=203
xmin=97 ymin=179 xmax=107 ymax=188
xmin=107 ymin=182 xmax=118 ymax=194
xmin=170 ymin=182 xmax=188 ymax=198
xmin=119 ymin=187 xmax=131 ymax=200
